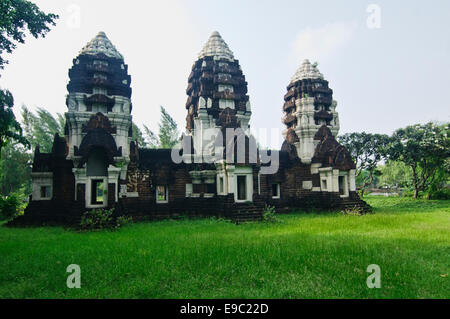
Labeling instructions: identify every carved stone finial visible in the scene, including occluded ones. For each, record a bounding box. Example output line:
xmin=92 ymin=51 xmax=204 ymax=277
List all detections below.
xmin=78 ymin=31 xmax=124 ymax=60
xmin=198 ymin=31 xmax=235 ymax=61
xmin=291 ymin=59 xmax=324 ymax=83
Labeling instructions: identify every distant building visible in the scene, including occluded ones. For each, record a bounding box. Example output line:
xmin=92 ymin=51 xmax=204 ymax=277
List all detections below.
xmin=14 ymin=31 xmax=369 ymax=225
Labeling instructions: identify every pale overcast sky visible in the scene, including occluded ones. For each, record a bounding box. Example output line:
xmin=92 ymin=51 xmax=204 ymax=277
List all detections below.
xmin=0 ymin=0 xmax=449 ymax=148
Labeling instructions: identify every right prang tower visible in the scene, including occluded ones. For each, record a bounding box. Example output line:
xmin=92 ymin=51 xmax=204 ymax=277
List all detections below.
xmin=268 ymin=59 xmax=370 ymax=212
xmin=282 ymin=59 xmax=339 ymax=164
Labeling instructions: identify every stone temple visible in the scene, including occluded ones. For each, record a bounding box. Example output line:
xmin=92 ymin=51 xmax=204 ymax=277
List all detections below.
xmin=14 ymin=31 xmax=369 ymax=225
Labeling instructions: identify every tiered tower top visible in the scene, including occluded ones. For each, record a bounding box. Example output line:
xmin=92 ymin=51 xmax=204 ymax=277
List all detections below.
xmin=281 ymin=58 xmax=340 ymax=163
xmin=185 ymin=31 xmax=251 ymax=133
xmin=66 ymin=31 xmax=132 ymax=109
xmin=290 ymin=59 xmax=324 ymax=83
xmin=198 ymin=31 xmax=235 ymax=62
xmin=78 ymin=31 xmax=124 ymax=60
xmin=65 ymin=31 xmax=133 ymax=161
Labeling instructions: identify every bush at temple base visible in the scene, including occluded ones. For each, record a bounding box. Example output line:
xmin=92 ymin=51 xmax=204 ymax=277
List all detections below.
xmin=0 ymin=194 xmax=22 ymax=221
xmin=79 ymin=208 xmax=132 ymax=231
xmin=262 ymin=205 xmax=279 ymax=223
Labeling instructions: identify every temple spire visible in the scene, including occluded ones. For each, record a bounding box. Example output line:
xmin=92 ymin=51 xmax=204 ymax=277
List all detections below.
xmin=198 ymin=31 xmax=234 ymax=61
xmin=78 ymin=31 xmax=123 ymax=60
xmin=290 ymin=59 xmax=324 ymax=83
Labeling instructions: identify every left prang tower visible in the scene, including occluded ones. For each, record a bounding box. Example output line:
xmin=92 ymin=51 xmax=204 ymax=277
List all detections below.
xmin=66 ymin=31 xmax=132 ymax=161
xmin=65 ymin=31 xmax=132 ymax=209
xmin=20 ymin=32 xmax=133 ymax=224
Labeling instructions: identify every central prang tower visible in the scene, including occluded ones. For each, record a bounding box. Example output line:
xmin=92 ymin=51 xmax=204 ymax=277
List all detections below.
xmin=183 ymin=31 xmax=258 ymax=203
xmin=185 ymin=31 xmax=252 ymax=160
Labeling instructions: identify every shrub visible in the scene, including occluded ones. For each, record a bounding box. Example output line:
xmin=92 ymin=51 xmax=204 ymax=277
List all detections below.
xmin=399 ymin=188 xmax=416 ymax=198
xmin=80 ymin=208 xmax=134 ymax=231
xmin=116 ymin=215 xmax=133 ymax=228
xmin=427 ymin=188 xmax=450 ymax=200
xmin=80 ymin=208 xmax=114 ymax=230
xmin=341 ymin=205 xmax=365 ymax=216
xmin=209 ymin=216 xmax=228 ymax=223
xmin=0 ymin=194 xmax=21 ymax=221
xmin=262 ymin=205 xmax=279 ymax=223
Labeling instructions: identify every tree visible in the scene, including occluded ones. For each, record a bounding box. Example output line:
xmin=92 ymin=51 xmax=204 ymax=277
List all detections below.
xmin=355 ymin=169 xmax=380 ymax=190
xmin=132 ymin=122 xmax=159 ymax=148
xmin=0 ymin=142 xmax=32 ymax=196
xmin=426 ymin=157 xmax=450 ymax=199
xmin=21 ymin=106 xmax=64 ymax=152
xmin=143 ymin=124 xmax=159 ymax=148
xmin=378 ymin=160 xmax=413 ymax=190
xmin=0 ymin=89 xmax=29 ymax=157
xmin=338 ymin=132 xmax=390 ymax=197
xmin=387 ymin=122 xmax=450 ymax=199
xmin=132 ymin=107 xmax=177 ymax=149
xmin=0 ymin=0 xmax=57 ymax=158
xmin=0 ymin=0 xmax=58 ymax=70
xmin=131 ymin=122 xmax=147 ymax=148
xmin=158 ymin=106 xmax=179 ymax=148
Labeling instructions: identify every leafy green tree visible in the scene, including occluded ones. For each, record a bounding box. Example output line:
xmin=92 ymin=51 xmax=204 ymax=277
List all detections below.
xmin=428 ymin=158 xmax=450 ymax=199
xmin=426 ymin=158 xmax=450 ymax=199
xmin=355 ymin=169 xmax=380 ymax=190
xmin=0 ymin=89 xmax=29 ymax=157
xmin=132 ymin=122 xmax=146 ymax=148
xmin=0 ymin=142 xmax=32 ymax=195
xmin=338 ymin=132 xmax=390 ymax=197
xmin=158 ymin=106 xmax=179 ymax=148
xmin=0 ymin=0 xmax=58 ymax=70
xmin=132 ymin=107 xmax=177 ymax=149
xmin=378 ymin=160 xmax=413 ymax=190
xmin=0 ymin=192 xmax=21 ymax=220
xmin=21 ymin=106 xmax=64 ymax=152
xmin=0 ymin=0 xmax=57 ymax=158
xmin=132 ymin=122 xmax=160 ymax=148
xmin=387 ymin=122 xmax=450 ymax=198
xmin=143 ymin=124 xmax=159 ymax=148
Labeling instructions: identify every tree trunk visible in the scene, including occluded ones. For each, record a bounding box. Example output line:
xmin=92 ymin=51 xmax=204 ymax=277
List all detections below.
xmin=411 ymin=164 xmax=419 ymax=199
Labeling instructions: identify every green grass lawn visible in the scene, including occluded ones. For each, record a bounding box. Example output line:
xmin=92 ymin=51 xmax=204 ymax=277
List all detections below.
xmin=0 ymin=196 xmax=449 ymax=299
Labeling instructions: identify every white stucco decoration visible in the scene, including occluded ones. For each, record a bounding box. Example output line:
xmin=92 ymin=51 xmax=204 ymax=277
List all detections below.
xmin=302 ymin=181 xmax=313 ymax=190
xmin=198 ymin=31 xmax=235 ymax=62
xmin=199 ymin=96 xmax=206 ymax=109
xmin=291 ymin=59 xmax=324 ymax=83
xmin=79 ymin=31 xmax=124 ymax=60
xmin=246 ymin=101 xmax=251 ymax=112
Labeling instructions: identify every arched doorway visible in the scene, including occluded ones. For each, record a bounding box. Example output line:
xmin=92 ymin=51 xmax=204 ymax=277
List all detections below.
xmin=86 ymin=147 xmax=109 ymax=206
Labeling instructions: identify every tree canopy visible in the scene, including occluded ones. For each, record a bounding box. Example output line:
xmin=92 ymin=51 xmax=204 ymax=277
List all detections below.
xmin=0 ymin=0 xmax=58 ymax=70
xmin=378 ymin=160 xmax=413 ymax=190
xmin=0 ymin=89 xmax=29 ymax=157
xmin=338 ymin=132 xmax=390 ymax=196
xmin=387 ymin=122 xmax=450 ymax=198
xmin=0 ymin=142 xmax=31 ymax=196
xmin=132 ymin=106 xmax=179 ymax=149
xmin=0 ymin=0 xmax=58 ymax=159
xmin=21 ymin=105 xmax=64 ymax=152
xmin=158 ymin=106 xmax=179 ymax=148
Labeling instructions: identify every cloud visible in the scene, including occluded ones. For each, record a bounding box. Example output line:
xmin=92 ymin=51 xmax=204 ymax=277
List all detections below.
xmin=291 ymin=22 xmax=357 ymax=64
